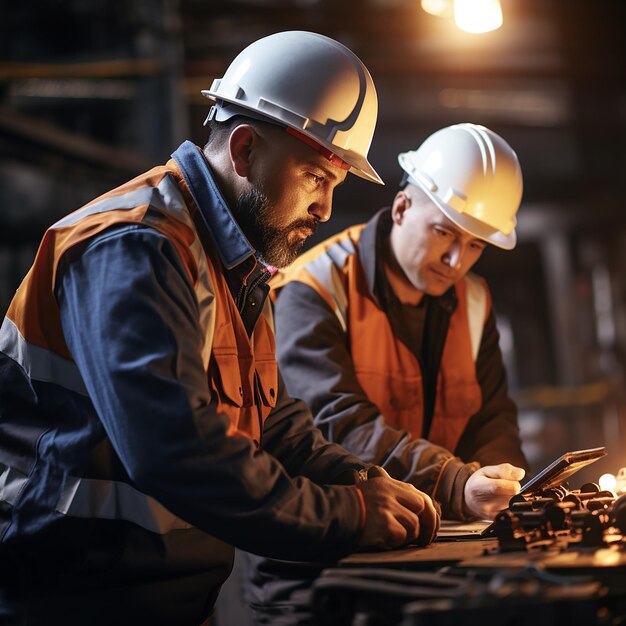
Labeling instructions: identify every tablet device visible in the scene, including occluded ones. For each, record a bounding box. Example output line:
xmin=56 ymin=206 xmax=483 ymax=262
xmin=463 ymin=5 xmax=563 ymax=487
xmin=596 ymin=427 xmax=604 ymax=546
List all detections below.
xmin=478 ymin=446 xmax=607 ymax=538
xmin=518 ymin=446 xmax=607 ymax=496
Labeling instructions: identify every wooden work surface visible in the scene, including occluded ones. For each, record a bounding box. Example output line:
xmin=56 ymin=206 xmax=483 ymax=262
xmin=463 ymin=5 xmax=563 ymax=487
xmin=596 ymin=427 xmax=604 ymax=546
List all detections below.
xmin=341 ymin=536 xmax=626 ymax=590
xmin=340 ymin=538 xmax=498 ymax=568
xmin=462 ymin=543 xmax=626 ymax=570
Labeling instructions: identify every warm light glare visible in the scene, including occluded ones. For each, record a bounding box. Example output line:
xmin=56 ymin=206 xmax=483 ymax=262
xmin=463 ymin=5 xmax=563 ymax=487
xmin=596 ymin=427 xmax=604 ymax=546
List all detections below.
xmin=421 ymin=0 xmax=450 ymax=17
xmin=599 ymin=473 xmax=617 ymax=493
xmin=454 ymin=0 xmax=503 ymax=33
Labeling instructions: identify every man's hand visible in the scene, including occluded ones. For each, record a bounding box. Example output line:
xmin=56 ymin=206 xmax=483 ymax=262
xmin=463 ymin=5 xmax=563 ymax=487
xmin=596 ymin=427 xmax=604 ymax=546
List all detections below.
xmin=356 ymin=467 xmax=440 ymax=550
xmin=464 ymin=463 xmax=525 ymax=520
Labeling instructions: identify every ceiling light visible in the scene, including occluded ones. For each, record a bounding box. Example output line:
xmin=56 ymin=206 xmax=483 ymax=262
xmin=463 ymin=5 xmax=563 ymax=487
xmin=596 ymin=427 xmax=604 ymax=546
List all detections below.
xmin=454 ymin=0 xmax=503 ymax=33
xmin=421 ymin=0 xmax=451 ymax=17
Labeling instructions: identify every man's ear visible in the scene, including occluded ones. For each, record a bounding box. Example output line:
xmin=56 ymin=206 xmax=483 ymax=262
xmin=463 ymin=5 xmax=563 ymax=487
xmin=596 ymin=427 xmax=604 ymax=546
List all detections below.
xmin=391 ymin=190 xmax=411 ymax=225
xmin=228 ymin=124 xmax=257 ymax=178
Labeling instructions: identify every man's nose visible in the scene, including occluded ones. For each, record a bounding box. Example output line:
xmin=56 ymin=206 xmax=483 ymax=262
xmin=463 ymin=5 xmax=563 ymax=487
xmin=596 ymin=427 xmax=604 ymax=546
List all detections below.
xmin=442 ymin=242 xmax=463 ymax=269
xmin=308 ymin=195 xmax=333 ymax=223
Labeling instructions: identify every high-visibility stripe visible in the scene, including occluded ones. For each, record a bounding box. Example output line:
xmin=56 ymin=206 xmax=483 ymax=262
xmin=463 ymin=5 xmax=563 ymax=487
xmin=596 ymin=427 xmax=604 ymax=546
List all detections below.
xmin=258 ymin=298 xmax=275 ymax=336
xmin=56 ymin=475 xmax=193 ymax=534
xmin=193 ymin=241 xmax=217 ymax=370
xmin=0 ymin=465 xmax=28 ymax=507
xmin=302 ymin=238 xmax=356 ymax=333
xmin=0 ymin=317 xmax=88 ymax=396
xmin=52 ymin=176 xmax=190 ymax=230
xmin=465 ymin=272 xmax=487 ymax=362
xmin=325 ymin=236 xmax=356 ymax=268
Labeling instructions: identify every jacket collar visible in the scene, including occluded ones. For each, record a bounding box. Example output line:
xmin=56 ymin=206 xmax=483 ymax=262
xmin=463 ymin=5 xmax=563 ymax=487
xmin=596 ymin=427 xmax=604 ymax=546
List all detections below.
xmin=360 ymin=207 xmax=457 ymax=314
xmin=171 ymin=140 xmax=255 ymax=270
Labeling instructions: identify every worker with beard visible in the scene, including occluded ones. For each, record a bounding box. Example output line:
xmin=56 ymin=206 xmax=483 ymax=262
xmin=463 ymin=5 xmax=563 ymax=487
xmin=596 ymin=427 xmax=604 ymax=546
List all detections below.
xmin=242 ymin=124 xmax=529 ymax=624
xmin=0 ymin=31 xmax=439 ymax=626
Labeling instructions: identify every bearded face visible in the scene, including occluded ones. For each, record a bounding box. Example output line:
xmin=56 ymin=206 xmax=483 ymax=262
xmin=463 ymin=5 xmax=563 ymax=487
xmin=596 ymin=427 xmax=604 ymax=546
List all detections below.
xmin=220 ymin=120 xmax=348 ymax=268
xmin=232 ymin=185 xmax=318 ymax=268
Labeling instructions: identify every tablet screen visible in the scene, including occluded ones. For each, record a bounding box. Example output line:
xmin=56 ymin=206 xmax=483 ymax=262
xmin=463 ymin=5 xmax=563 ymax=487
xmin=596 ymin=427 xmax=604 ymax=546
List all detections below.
xmin=478 ymin=446 xmax=607 ymax=538
xmin=519 ymin=446 xmax=607 ymax=496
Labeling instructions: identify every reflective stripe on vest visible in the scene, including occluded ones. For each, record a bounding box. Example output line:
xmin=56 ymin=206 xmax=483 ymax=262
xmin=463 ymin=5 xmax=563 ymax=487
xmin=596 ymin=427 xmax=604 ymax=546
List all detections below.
xmin=299 ymin=242 xmax=354 ymax=332
xmin=465 ymin=272 xmax=488 ymax=362
xmin=0 ymin=465 xmax=29 ymax=508
xmin=0 ymin=464 xmax=191 ymax=534
xmin=56 ymin=475 xmax=193 ymax=534
xmin=52 ymin=176 xmax=191 ymax=229
xmin=0 ymin=316 xmax=88 ymax=396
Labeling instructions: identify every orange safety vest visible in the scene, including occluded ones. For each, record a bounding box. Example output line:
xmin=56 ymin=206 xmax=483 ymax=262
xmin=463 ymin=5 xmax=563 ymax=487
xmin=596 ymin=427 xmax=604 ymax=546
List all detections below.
xmin=272 ymin=223 xmax=489 ymax=453
xmin=6 ymin=160 xmax=277 ymax=448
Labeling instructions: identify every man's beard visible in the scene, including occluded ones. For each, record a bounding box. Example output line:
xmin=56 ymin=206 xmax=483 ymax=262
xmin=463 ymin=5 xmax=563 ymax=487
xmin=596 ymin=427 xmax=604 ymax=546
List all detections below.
xmin=232 ymin=186 xmax=318 ymax=268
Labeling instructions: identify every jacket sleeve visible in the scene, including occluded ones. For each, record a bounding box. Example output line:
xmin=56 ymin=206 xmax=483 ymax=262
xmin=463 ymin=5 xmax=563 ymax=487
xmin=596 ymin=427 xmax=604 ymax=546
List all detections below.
xmin=274 ymin=280 xmax=474 ymax=520
xmin=261 ymin=369 xmax=370 ymax=486
xmin=454 ymin=308 xmax=529 ymax=472
xmin=56 ymin=224 xmax=364 ymax=561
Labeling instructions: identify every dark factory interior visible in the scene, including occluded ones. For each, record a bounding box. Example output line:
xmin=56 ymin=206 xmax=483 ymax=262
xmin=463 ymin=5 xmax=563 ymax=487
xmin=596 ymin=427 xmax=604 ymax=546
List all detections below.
xmin=2 ymin=1 xmax=626 ymax=624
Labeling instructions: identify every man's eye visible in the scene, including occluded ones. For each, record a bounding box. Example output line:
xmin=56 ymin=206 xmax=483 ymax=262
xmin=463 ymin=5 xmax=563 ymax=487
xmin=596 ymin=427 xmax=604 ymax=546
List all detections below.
xmin=471 ymin=242 xmax=486 ymax=251
xmin=309 ymin=173 xmax=323 ymax=184
xmin=433 ymin=227 xmax=450 ymax=238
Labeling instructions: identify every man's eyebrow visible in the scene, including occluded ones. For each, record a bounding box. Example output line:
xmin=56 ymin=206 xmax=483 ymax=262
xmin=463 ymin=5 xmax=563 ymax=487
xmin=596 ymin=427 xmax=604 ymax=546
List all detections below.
xmin=434 ymin=220 xmax=486 ymax=245
xmin=432 ymin=218 xmax=459 ymax=233
xmin=307 ymin=157 xmax=344 ymax=184
xmin=432 ymin=219 xmax=463 ymax=237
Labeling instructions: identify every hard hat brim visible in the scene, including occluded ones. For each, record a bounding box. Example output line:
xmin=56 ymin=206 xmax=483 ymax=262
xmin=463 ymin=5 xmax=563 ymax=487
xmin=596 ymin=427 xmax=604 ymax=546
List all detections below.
xmin=202 ymin=91 xmax=384 ymax=185
xmin=407 ymin=176 xmax=517 ymax=250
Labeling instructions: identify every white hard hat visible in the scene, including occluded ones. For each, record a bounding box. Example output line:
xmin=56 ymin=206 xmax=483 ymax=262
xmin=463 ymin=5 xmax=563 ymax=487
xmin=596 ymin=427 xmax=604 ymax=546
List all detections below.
xmin=398 ymin=123 xmax=523 ymax=249
xmin=202 ymin=31 xmax=383 ymax=185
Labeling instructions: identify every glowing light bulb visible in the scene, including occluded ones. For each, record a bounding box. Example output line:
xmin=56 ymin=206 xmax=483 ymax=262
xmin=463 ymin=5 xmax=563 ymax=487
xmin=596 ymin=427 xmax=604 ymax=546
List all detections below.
xmin=421 ymin=0 xmax=451 ymax=16
xmin=599 ymin=473 xmax=617 ymax=493
xmin=454 ymin=0 xmax=503 ymax=33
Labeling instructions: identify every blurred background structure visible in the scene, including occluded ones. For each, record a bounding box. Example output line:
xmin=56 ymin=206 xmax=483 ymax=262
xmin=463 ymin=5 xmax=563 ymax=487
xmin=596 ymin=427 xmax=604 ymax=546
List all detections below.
xmin=2 ymin=0 xmax=626 ymax=485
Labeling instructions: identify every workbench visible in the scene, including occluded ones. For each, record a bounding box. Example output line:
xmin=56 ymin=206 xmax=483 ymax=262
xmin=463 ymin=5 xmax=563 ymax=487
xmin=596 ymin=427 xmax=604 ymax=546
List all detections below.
xmin=310 ymin=521 xmax=626 ymax=626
